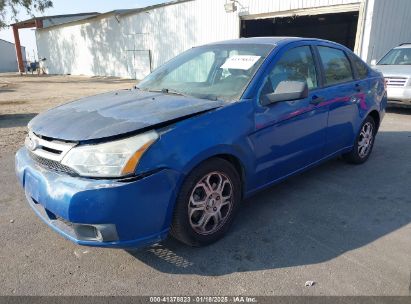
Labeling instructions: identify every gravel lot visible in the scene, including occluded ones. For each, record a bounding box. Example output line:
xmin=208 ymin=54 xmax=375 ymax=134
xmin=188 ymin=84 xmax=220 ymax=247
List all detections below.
xmin=0 ymin=73 xmax=410 ymax=296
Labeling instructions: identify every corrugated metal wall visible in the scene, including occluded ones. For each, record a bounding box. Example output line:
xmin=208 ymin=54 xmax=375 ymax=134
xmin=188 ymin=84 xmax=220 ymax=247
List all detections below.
xmin=122 ymin=0 xmax=239 ymax=70
xmin=363 ymin=0 xmax=411 ymax=62
xmin=36 ymin=16 xmax=132 ymax=78
xmin=0 ymin=40 xmax=25 ymax=72
xmin=244 ymin=0 xmax=361 ymax=15
xmin=125 ymin=0 xmax=363 ymax=69
xmin=36 ymin=0 xmax=240 ymax=78
xmin=36 ymin=0 xmax=410 ymax=78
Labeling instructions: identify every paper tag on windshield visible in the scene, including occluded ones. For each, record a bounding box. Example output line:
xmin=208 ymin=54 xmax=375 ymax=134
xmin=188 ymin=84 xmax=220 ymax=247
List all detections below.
xmin=220 ymin=55 xmax=261 ymax=70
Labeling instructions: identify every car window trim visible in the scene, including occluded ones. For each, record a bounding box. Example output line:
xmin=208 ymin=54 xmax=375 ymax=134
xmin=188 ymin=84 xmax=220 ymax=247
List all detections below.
xmin=311 ymin=45 xmax=325 ymax=88
xmin=349 ymin=53 xmax=370 ymax=80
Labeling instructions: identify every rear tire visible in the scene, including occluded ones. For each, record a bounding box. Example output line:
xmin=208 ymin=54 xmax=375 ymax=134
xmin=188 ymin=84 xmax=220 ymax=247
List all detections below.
xmin=343 ymin=116 xmax=376 ymax=164
xmin=170 ymin=158 xmax=241 ymax=247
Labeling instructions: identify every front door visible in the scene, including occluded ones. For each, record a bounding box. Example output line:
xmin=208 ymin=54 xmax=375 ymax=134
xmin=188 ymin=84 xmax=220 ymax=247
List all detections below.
xmin=250 ymin=44 xmax=328 ymax=190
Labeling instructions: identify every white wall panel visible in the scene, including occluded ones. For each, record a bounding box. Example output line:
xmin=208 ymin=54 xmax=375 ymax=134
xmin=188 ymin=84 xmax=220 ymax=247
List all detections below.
xmin=122 ymin=0 xmax=239 ymax=70
xmin=37 ymin=0 xmax=240 ymax=78
xmin=0 ymin=40 xmax=25 ymax=72
xmin=37 ymin=16 xmax=132 ymax=77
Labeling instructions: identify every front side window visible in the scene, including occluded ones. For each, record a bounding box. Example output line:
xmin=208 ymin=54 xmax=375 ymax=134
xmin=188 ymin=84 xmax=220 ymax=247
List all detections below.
xmin=318 ymin=46 xmax=354 ymax=86
xmin=260 ymin=46 xmax=318 ymax=98
xmin=138 ymin=44 xmax=273 ymax=101
xmin=378 ymin=48 xmax=411 ymax=65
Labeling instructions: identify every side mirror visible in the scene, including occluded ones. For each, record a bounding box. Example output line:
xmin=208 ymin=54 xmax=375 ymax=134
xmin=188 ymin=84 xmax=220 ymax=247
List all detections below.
xmin=261 ymin=80 xmax=308 ymax=106
xmin=370 ymin=59 xmax=377 ymax=66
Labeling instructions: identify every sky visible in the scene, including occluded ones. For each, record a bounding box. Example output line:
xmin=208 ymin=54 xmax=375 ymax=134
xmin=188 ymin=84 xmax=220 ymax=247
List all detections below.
xmin=0 ymin=0 xmax=167 ymax=61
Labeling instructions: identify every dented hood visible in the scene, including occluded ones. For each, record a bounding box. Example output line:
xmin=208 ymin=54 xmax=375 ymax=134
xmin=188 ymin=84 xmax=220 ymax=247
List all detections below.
xmin=29 ymin=89 xmax=224 ymax=141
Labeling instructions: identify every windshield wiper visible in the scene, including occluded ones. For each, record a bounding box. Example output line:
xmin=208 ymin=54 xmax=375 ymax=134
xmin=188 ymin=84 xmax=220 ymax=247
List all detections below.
xmin=162 ymin=88 xmax=187 ymax=96
xmin=146 ymin=88 xmax=188 ymax=97
xmin=162 ymin=89 xmax=222 ymax=101
xmin=144 ymin=88 xmax=221 ymax=101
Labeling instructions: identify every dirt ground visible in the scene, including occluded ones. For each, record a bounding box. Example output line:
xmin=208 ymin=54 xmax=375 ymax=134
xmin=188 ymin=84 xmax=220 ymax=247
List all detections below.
xmin=0 ymin=73 xmax=410 ymax=296
xmin=0 ymin=73 xmax=135 ymax=154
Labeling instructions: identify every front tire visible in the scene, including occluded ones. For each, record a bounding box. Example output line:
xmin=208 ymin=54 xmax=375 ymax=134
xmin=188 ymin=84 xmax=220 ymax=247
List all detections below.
xmin=343 ymin=116 xmax=376 ymax=164
xmin=170 ymin=158 xmax=241 ymax=247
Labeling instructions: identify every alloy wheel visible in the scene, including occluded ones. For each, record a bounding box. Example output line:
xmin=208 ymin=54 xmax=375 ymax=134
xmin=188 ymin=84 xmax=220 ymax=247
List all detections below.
xmin=358 ymin=122 xmax=374 ymax=158
xmin=188 ymin=172 xmax=233 ymax=235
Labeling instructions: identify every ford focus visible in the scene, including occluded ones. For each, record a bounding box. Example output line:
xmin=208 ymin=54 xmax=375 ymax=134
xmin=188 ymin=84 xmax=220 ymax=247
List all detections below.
xmin=15 ymin=37 xmax=387 ymax=248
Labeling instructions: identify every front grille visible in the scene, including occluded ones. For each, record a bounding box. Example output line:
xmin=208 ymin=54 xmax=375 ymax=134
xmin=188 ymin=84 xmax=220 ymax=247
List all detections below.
xmin=25 ymin=131 xmax=76 ymax=162
xmin=25 ymin=131 xmax=78 ymax=175
xmin=29 ymin=152 xmax=78 ymax=175
xmin=385 ymin=77 xmax=408 ymax=87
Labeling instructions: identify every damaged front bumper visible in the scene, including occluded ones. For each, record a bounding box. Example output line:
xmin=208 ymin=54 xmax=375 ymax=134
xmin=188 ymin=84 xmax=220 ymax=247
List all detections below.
xmin=15 ymin=147 xmax=180 ymax=248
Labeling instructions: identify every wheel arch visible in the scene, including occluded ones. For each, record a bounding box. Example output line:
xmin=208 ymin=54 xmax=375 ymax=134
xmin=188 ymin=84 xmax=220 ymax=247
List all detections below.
xmin=206 ymin=154 xmax=246 ymax=198
xmin=368 ymin=110 xmax=381 ymax=130
xmin=181 ymin=149 xmax=249 ymax=199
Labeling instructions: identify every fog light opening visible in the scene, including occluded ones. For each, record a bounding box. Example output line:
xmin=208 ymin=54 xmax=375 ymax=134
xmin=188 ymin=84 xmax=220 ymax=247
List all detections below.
xmin=73 ymin=223 xmax=118 ymax=242
xmin=74 ymin=225 xmax=100 ymax=241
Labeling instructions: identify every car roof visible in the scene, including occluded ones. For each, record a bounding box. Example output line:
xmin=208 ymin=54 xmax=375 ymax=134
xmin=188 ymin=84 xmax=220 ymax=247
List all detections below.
xmin=207 ymin=37 xmax=330 ymax=46
xmin=205 ymin=37 xmax=351 ymax=52
xmin=395 ymin=44 xmax=411 ymax=49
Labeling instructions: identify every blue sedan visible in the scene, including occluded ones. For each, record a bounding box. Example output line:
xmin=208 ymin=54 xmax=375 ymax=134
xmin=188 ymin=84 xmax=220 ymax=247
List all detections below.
xmin=15 ymin=37 xmax=387 ymax=248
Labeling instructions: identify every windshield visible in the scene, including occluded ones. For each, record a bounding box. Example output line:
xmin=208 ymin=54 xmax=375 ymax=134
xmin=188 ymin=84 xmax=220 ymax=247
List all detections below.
xmin=378 ymin=48 xmax=411 ymax=65
xmin=137 ymin=44 xmax=274 ymax=101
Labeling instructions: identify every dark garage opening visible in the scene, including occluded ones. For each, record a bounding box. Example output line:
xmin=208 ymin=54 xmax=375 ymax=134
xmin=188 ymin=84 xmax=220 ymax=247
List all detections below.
xmin=241 ymin=11 xmax=359 ymax=50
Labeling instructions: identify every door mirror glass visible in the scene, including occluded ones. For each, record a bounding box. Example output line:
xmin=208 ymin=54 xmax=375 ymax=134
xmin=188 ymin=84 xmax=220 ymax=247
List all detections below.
xmin=261 ymin=80 xmax=308 ymax=106
xmin=370 ymin=59 xmax=377 ymax=66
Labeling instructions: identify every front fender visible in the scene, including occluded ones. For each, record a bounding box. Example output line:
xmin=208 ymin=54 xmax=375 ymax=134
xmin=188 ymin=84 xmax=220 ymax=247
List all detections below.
xmin=137 ymin=100 xmax=256 ymax=194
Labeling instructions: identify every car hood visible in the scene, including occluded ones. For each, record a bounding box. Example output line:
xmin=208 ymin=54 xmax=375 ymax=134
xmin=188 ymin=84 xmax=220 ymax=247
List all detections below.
xmin=374 ymin=65 xmax=411 ymax=78
xmin=29 ymin=89 xmax=224 ymax=141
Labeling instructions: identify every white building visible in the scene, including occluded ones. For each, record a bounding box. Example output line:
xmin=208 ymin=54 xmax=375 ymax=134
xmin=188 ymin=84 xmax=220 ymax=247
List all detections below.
xmin=0 ymin=39 xmax=26 ymax=72
xmin=32 ymin=0 xmax=411 ymax=79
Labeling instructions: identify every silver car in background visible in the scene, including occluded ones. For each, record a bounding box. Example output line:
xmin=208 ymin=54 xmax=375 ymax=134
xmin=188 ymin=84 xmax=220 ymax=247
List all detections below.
xmin=372 ymin=43 xmax=411 ymax=107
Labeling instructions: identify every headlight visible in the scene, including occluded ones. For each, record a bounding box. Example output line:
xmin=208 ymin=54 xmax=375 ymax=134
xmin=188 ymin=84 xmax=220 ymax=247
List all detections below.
xmin=61 ymin=130 xmax=158 ymax=178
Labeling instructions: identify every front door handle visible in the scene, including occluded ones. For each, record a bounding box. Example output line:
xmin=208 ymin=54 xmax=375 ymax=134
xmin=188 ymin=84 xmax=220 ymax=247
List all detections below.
xmin=310 ymin=95 xmax=325 ymax=105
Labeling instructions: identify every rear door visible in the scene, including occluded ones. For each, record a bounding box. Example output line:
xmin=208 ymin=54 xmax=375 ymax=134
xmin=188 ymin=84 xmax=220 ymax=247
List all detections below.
xmin=314 ymin=44 xmax=359 ymax=155
xmin=350 ymin=53 xmax=372 ymax=111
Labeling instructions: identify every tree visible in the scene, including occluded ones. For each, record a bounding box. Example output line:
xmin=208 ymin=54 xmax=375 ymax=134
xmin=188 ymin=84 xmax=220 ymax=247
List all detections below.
xmin=0 ymin=0 xmax=53 ymax=28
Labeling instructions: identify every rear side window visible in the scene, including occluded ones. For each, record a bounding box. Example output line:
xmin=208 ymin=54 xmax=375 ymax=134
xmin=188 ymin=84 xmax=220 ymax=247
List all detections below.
xmin=318 ymin=46 xmax=354 ymax=85
xmin=351 ymin=55 xmax=369 ymax=79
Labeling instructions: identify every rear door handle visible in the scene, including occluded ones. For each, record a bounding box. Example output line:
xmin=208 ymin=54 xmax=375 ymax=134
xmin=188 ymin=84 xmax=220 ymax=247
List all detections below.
xmin=310 ymin=95 xmax=325 ymax=105
xmin=355 ymin=84 xmax=363 ymax=92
